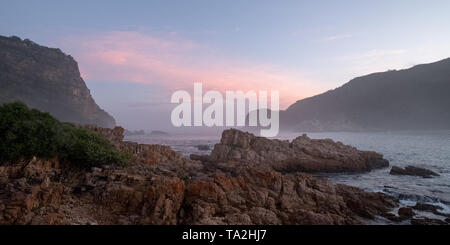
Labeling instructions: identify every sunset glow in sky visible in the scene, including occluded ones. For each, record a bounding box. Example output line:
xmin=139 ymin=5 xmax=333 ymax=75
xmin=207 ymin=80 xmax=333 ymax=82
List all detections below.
xmin=62 ymin=31 xmax=317 ymax=107
xmin=2 ymin=0 xmax=450 ymax=130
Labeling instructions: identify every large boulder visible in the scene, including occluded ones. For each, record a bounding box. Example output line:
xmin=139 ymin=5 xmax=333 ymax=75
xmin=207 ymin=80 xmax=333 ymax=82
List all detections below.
xmin=209 ymin=129 xmax=389 ymax=173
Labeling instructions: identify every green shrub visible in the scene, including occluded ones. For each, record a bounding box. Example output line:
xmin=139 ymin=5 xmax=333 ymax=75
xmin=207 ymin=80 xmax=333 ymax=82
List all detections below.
xmin=0 ymin=102 xmax=130 ymax=168
xmin=58 ymin=124 xmax=130 ymax=168
xmin=0 ymin=102 xmax=59 ymax=161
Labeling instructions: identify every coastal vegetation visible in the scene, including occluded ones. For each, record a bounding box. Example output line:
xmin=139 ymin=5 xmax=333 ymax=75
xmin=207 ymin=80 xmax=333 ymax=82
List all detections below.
xmin=0 ymin=102 xmax=129 ymax=168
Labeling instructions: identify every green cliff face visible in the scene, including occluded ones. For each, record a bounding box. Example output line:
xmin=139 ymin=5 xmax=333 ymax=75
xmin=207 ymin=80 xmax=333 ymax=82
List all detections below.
xmin=0 ymin=35 xmax=115 ymax=128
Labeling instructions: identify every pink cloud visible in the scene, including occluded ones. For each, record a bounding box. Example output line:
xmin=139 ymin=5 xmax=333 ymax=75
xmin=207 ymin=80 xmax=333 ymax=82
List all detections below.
xmin=60 ymin=31 xmax=321 ymax=108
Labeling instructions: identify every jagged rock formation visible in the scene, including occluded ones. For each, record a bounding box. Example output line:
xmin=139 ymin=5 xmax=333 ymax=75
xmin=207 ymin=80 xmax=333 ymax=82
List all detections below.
xmin=205 ymin=129 xmax=389 ymax=173
xmin=280 ymin=58 xmax=450 ymax=131
xmin=0 ymin=128 xmax=404 ymax=225
xmin=0 ymin=35 xmax=115 ymax=128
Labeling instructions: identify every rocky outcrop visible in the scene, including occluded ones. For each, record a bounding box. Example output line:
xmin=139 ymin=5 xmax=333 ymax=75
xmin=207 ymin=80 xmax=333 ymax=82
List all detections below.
xmin=390 ymin=166 xmax=440 ymax=178
xmin=0 ymin=35 xmax=115 ymax=128
xmin=207 ymin=129 xmax=389 ymax=173
xmin=181 ymin=169 xmax=396 ymax=225
xmin=0 ymin=127 xmax=404 ymax=225
xmin=0 ymin=158 xmax=398 ymax=225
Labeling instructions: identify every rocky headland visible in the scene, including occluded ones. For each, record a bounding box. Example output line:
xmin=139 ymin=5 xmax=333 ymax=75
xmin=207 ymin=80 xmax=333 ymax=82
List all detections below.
xmin=0 ymin=35 xmax=115 ymax=128
xmin=280 ymin=58 xmax=450 ymax=132
xmin=192 ymin=129 xmax=389 ymax=173
xmin=5 ymin=127 xmax=445 ymax=225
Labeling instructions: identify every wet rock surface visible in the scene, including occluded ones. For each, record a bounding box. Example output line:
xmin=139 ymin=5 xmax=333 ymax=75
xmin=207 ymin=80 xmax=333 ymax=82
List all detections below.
xmin=411 ymin=218 xmax=448 ymax=225
xmin=412 ymin=202 xmax=443 ymax=212
xmin=398 ymin=207 xmax=415 ymax=219
xmin=390 ymin=166 xmax=440 ymax=178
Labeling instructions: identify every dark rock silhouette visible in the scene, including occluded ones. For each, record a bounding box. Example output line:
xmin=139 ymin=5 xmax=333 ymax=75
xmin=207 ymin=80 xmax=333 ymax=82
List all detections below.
xmin=410 ymin=218 xmax=448 ymax=225
xmin=412 ymin=203 xmax=443 ymax=212
xmin=390 ymin=165 xmax=439 ymax=178
xmin=196 ymin=145 xmax=210 ymax=151
xmin=0 ymin=35 xmax=115 ymax=128
xmin=398 ymin=207 xmax=415 ymax=219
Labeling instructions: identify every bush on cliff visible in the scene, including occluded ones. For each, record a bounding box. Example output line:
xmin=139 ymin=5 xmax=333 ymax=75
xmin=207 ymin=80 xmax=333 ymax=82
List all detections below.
xmin=0 ymin=102 xmax=129 ymax=167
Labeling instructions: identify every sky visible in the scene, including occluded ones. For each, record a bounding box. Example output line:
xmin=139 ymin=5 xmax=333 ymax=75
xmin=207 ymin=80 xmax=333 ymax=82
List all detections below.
xmin=1 ymin=0 xmax=450 ymax=131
